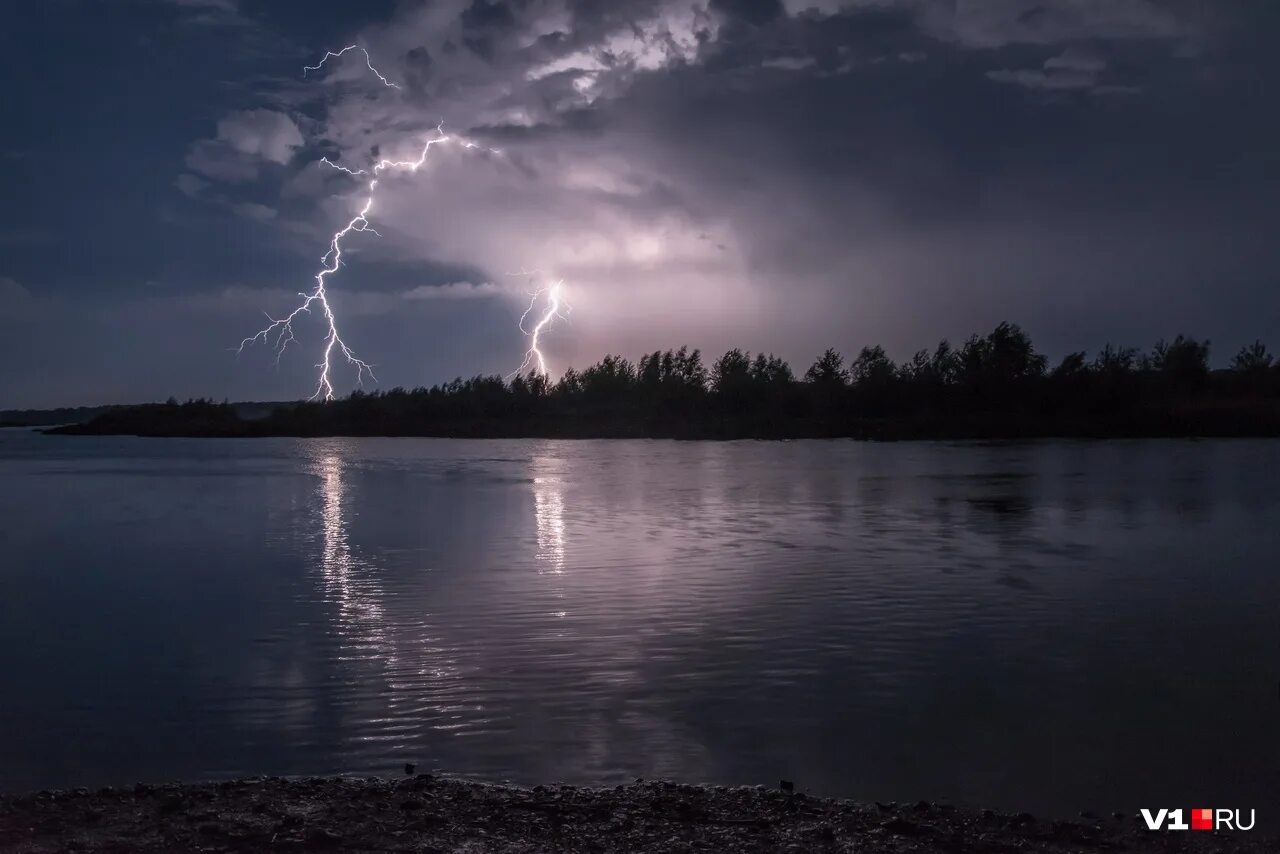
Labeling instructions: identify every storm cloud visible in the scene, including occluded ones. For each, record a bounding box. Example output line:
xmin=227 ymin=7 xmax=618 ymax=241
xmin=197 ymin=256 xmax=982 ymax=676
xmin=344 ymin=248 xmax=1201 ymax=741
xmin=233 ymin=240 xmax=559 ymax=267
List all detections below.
xmin=2 ymin=0 xmax=1278 ymax=405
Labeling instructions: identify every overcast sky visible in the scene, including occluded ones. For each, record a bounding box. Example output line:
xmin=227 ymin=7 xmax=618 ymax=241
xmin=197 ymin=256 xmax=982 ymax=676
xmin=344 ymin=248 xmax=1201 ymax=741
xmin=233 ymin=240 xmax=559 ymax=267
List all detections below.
xmin=3 ymin=0 xmax=1278 ymax=407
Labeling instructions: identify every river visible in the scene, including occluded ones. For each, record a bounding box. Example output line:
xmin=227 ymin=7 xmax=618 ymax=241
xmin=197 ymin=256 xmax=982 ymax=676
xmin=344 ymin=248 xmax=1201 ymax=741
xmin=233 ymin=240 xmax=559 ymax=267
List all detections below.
xmin=2 ymin=430 xmax=1276 ymax=817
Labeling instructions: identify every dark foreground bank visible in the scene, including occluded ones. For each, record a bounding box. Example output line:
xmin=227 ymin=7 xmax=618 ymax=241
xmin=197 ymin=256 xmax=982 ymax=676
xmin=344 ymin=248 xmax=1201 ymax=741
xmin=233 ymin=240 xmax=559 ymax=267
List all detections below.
xmin=0 ymin=777 xmax=1269 ymax=853
xmin=41 ymin=396 xmax=1280 ymax=440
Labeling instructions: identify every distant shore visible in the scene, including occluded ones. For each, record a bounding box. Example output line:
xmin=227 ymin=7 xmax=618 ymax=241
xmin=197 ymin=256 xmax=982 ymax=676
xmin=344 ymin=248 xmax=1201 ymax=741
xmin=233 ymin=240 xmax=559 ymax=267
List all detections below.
xmin=0 ymin=776 xmax=1269 ymax=852
xmin=39 ymin=402 xmax=1280 ymax=441
xmin=20 ymin=322 xmax=1280 ymax=440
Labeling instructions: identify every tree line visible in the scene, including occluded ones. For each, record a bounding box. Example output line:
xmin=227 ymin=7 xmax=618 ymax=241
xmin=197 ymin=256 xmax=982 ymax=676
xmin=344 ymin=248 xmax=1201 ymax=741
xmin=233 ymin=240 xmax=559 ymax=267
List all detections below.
xmin=50 ymin=322 xmax=1280 ymax=439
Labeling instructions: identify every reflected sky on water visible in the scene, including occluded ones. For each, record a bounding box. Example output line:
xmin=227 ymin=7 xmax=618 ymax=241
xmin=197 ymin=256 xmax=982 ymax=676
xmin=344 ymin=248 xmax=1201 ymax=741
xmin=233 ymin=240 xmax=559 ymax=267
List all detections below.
xmin=1 ymin=430 xmax=1278 ymax=818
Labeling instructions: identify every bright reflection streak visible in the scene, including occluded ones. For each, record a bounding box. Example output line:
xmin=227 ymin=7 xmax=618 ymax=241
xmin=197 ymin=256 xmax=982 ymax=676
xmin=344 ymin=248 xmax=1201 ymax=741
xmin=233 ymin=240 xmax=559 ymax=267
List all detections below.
xmin=313 ymin=447 xmax=469 ymax=742
xmin=530 ymin=450 xmax=569 ymax=576
xmin=533 ymin=475 xmax=566 ymax=575
xmin=316 ymin=451 xmax=396 ymax=665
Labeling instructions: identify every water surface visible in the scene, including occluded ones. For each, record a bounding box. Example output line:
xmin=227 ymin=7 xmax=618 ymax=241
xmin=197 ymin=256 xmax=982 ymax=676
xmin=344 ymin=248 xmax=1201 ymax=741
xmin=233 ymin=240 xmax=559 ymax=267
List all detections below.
xmin=2 ymin=430 xmax=1277 ymax=817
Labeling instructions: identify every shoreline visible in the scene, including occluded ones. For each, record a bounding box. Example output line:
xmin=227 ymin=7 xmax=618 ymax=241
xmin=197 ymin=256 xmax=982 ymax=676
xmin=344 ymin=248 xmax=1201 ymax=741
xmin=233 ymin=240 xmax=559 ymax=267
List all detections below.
xmin=38 ymin=401 xmax=1280 ymax=442
xmin=39 ymin=421 xmax=1280 ymax=441
xmin=1 ymin=776 xmax=1270 ymax=852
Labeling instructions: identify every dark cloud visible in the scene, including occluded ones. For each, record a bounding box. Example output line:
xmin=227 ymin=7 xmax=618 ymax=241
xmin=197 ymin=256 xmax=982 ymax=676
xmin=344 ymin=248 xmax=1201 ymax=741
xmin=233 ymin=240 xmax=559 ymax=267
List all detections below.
xmin=461 ymin=0 xmax=518 ymax=31
xmin=461 ymin=0 xmax=519 ymax=58
xmin=710 ymin=0 xmax=783 ymax=26
xmin=2 ymin=0 xmax=1279 ymax=406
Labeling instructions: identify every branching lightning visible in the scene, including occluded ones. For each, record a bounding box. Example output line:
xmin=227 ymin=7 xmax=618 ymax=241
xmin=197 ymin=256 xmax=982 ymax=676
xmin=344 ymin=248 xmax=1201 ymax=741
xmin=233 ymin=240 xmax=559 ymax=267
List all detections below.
xmin=237 ymin=47 xmax=500 ymax=401
xmin=304 ymin=45 xmax=401 ymax=89
xmin=510 ymin=280 xmax=571 ymax=379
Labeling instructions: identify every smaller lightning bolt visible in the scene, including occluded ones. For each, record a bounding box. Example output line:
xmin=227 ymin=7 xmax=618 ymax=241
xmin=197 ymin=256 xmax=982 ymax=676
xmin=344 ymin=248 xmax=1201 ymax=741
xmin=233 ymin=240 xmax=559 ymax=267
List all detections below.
xmin=319 ymin=157 xmax=367 ymax=177
xmin=510 ymin=280 xmax=570 ymax=378
xmin=304 ymin=45 xmax=401 ymax=89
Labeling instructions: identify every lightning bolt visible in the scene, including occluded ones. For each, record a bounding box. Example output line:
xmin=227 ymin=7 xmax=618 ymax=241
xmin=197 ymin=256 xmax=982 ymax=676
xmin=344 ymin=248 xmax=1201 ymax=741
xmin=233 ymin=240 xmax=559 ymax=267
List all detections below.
xmin=237 ymin=48 xmax=500 ymax=401
xmin=510 ymin=280 xmax=570 ymax=378
xmin=303 ymin=44 xmax=401 ymax=89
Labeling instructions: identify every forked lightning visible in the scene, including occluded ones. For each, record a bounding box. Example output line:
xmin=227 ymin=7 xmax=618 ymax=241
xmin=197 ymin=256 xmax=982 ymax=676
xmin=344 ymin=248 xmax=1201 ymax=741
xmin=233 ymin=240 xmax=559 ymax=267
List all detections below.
xmin=237 ymin=46 xmax=496 ymax=400
xmin=511 ymin=281 xmax=570 ymax=379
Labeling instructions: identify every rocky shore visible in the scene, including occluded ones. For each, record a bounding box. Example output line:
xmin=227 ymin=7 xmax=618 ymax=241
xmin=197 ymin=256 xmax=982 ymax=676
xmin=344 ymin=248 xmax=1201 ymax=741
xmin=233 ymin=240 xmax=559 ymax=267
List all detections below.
xmin=0 ymin=776 xmax=1269 ymax=853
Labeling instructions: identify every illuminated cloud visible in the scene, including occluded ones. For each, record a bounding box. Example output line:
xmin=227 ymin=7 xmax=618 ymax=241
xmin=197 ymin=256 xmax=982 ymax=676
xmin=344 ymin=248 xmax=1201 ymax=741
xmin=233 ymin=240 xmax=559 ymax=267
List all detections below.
xmin=986 ymin=47 xmax=1120 ymax=92
xmin=4 ymin=0 xmax=1278 ymax=406
xmin=212 ymin=0 xmax=1254 ymax=379
xmin=231 ymin=202 xmax=278 ymax=221
xmin=215 ymin=110 xmax=304 ymax=164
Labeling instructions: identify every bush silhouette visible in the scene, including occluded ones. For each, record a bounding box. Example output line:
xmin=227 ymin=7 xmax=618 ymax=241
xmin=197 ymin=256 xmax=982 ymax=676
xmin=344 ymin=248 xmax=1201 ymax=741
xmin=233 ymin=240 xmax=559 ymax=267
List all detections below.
xmin=52 ymin=321 xmax=1280 ymax=439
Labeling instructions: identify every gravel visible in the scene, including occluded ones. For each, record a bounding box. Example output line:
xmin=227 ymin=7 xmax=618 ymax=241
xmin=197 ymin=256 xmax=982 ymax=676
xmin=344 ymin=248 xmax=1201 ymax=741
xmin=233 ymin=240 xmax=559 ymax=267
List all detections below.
xmin=0 ymin=776 xmax=1269 ymax=852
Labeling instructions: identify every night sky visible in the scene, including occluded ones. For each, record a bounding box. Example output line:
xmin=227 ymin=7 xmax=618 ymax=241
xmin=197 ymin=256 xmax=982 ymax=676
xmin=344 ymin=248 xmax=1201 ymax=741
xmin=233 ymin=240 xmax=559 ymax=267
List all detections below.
xmin=3 ymin=0 xmax=1278 ymax=407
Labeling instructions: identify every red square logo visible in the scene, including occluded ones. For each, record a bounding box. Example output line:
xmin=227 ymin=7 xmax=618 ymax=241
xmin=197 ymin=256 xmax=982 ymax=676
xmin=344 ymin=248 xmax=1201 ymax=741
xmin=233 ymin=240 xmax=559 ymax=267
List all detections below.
xmin=1191 ymin=808 xmax=1214 ymax=831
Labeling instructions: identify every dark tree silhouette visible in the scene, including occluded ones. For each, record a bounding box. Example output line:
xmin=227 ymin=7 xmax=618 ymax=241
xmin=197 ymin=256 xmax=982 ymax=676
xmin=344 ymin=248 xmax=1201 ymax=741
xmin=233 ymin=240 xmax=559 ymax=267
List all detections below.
xmin=48 ymin=322 xmax=1280 ymax=440
xmin=1232 ymin=340 xmax=1272 ymax=374
xmin=850 ymin=346 xmax=897 ymax=388
xmin=751 ymin=353 xmax=793 ymax=385
xmin=957 ymin=322 xmax=1047 ymax=389
xmin=712 ymin=349 xmax=752 ymax=395
xmin=1094 ymin=344 xmax=1139 ymax=375
xmin=805 ymin=348 xmax=848 ymax=386
xmin=1052 ymin=352 xmax=1089 ymax=379
xmin=1151 ymin=335 xmax=1210 ymax=386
